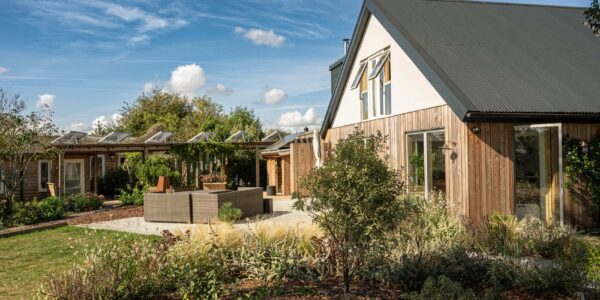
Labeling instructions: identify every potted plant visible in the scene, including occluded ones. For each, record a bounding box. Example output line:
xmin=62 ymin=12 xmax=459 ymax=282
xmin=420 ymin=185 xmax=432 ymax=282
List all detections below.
xmin=201 ymin=173 xmax=228 ymax=190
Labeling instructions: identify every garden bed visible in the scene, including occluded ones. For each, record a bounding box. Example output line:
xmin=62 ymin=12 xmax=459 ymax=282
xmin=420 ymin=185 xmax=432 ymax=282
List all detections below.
xmin=68 ymin=205 xmax=143 ymax=225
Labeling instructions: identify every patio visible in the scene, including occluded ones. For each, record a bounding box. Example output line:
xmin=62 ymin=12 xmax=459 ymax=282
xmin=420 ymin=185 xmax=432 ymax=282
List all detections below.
xmin=78 ymin=196 xmax=312 ymax=235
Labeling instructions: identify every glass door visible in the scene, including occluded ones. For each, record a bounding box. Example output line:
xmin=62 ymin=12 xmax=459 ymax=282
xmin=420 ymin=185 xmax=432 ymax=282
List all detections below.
xmin=514 ymin=125 xmax=562 ymax=224
xmin=64 ymin=159 xmax=84 ymax=195
xmin=407 ymin=130 xmax=446 ymax=198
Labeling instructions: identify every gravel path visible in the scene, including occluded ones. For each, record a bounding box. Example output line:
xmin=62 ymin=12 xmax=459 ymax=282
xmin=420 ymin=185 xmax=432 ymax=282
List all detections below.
xmin=78 ymin=198 xmax=312 ymax=236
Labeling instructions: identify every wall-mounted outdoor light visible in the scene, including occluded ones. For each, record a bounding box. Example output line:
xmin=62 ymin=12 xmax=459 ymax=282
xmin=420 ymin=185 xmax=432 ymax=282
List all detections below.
xmin=471 ymin=127 xmax=481 ymax=134
xmin=581 ymin=140 xmax=589 ymax=154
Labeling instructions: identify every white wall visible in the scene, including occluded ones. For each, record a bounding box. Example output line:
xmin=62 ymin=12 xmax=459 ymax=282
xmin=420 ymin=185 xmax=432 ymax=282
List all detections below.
xmin=331 ymin=14 xmax=446 ymax=128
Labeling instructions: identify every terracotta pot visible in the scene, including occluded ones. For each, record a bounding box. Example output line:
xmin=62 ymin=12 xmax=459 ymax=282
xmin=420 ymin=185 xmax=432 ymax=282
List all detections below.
xmin=203 ymin=182 xmax=227 ymax=190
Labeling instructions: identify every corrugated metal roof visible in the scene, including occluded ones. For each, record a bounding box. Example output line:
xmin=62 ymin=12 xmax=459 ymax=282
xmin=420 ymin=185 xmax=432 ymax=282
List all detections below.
xmin=373 ymin=0 xmax=600 ymax=114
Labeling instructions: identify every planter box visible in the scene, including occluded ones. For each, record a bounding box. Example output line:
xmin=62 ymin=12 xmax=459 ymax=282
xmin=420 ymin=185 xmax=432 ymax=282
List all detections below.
xmin=203 ymin=182 xmax=227 ymax=190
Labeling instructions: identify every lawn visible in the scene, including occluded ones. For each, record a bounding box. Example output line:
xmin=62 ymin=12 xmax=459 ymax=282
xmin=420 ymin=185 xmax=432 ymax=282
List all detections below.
xmin=0 ymin=226 xmax=160 ymax=299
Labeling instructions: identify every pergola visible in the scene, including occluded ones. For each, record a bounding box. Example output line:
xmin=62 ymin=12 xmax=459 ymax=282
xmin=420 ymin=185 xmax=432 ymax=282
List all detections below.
xmin=51 ymin=130 xmax=274 ymax=195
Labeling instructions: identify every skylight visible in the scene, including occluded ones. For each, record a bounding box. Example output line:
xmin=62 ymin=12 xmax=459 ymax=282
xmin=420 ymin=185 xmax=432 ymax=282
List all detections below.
xmin=51 ymin=131 xmax=87 ymax=145
xmin=188 ymin=131 xmax=214 ymax=143
xmin=144 ymin=131 xmax=175 ymax=144
xmin=98 ymin=131 xmax=132 ymax=144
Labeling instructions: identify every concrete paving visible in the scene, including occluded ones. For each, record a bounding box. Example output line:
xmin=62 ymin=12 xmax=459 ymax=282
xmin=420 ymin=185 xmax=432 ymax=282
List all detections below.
xmin=78 ymin=197 xmax=312 ymax=236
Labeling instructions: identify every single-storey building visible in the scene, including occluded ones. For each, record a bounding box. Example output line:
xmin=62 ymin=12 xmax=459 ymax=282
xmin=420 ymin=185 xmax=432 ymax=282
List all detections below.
xmin=321 ymin=0 xmax=600 ymax=226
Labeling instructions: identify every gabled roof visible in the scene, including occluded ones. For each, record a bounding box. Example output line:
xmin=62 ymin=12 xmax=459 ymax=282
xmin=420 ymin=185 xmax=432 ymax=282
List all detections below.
xmin=322 ymin=0 xmax=600 ymax=137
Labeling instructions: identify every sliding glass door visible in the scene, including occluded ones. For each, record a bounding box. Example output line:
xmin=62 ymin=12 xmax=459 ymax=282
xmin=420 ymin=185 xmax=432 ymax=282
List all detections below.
xmin=514 ymin=124 xmax=563 ymax=224
xmin=407 ymin=130 xmax=446 ymax=198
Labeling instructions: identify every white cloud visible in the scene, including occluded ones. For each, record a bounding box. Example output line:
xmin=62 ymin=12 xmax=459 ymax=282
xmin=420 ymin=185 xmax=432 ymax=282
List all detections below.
xmin=143 ymin=81 xmax=155 ymax=93
xmin=207 ymin=83 xmax=233 ymax=96
xmin=0 ymin=66 xmax=8 ymax=74
xmin=92 ymin=113 xmax=122 ymax=131
xmin=165 ymin=64 xmax=206 ymax=97
xmin=129 ymin=34 xmax=149 ymax=44
xmin=111 ymin=113 xmax=122 ymax=125
xmin=36 ymin=94 xmax=55 ymax=109
xmin=234 ymin=27 xmax=286 ymax=47
xmin=276 ymin=107 xmax=319 ymax=128
xmin=68 ymin=122 xmax=89 ymax=132
xmin=261 ymin=88 xmax=287 ymax=105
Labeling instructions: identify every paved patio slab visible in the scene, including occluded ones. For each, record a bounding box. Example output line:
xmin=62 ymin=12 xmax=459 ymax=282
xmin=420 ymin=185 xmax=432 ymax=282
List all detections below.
xmin=78 ymin=198 xmax=312 ymax=235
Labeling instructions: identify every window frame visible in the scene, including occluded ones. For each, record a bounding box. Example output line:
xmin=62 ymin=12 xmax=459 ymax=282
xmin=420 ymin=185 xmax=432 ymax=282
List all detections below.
xmin=89 ymin=154 xmax=106 ymax=179
xmin=38 ymin=160 xmax=52 ymax=192
xmin=355 ymin=48 xmax=391 ymax=121
xmin=405 ymin=129 xmax=446 ymax=199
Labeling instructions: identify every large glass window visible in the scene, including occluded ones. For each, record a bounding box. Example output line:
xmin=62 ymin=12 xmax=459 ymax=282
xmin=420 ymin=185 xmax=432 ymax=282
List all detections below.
xmin=64 ymin=159 xmax=84 ymax=195
xmin=38 ymin=160 xmax=51 ymax=192
xmin=407 ymin=130 xmax=446 ymax=198
xmin=514 ymin=125 xmax=562 ymax=223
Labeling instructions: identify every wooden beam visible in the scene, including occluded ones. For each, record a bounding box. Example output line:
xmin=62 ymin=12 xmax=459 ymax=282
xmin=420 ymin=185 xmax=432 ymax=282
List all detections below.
xmin=58 ymin=152 xmax=64 ymax=196
xmin=93 ymin=154 xmax=99 ymax=194
xmin=255 ymin=146 xmax=260 ymax=187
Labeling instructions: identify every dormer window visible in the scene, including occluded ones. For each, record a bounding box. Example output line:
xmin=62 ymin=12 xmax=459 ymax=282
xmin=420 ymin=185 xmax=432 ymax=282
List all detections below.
xmin=351 ymin=49 xmax=391 ymax=120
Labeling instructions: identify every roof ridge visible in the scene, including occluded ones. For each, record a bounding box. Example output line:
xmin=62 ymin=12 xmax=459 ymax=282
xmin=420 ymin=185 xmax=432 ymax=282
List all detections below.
xmin=422 ymin=0 xmax=586 ymax=10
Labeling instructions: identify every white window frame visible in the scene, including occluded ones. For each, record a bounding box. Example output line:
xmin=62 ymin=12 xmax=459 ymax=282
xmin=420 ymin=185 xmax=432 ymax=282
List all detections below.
xmin=353 ymin=48 xmax=391 ymax=121
xmin=406 ymin=129 xmax=446 ymax=199
xmin=89 ymin=154 xmax=106 ymax=178
xmin=38 ymin=160 xmax=52 ymax=192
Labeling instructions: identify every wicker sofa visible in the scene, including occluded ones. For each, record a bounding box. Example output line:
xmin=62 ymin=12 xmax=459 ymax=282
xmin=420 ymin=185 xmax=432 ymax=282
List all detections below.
xmin=144 ymin=187 xmax=263 ymax=223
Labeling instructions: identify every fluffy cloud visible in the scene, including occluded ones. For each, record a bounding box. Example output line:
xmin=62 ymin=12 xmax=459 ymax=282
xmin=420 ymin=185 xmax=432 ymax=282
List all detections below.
xmin=68 ymin=122 xmax=89 ymax=132
xmin=129 ymin=34 xmax=149 ymax=44
xmin=261 ymin=88 xmax=287 ymax=105
xmin=165 ymin=64 xmax=206 ymax=97
xmin=143 ymin=81 xmax=155 ymax=93
xmin=36 ymin=94 xmax=55 ymax=109
xmin=0 ymin=66 xmax=8 ymax=74
xmin=234 ymin=27 xmax=285 ymax=47
xmin=92 ymin=113 xmax=122 ymax=131
xmin=277 ymin=107 xmax=319 ymax=128
xmin=207 ymin=83 xmax=233 ymax=96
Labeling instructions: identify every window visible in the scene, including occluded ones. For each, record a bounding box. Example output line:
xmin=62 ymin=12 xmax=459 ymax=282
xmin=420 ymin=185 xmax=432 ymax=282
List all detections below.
xmin=38 ymin=160 xmax=51 ymax=192
xmin=351 ymin=49 xmax=391 ymax=120
xmin=89 ymin=154 xmax=105 ymax=179
xmin=407 ymin=130 xmax=446 ymax=198
xmin=117 ymin=154 xmax=126 ymax=168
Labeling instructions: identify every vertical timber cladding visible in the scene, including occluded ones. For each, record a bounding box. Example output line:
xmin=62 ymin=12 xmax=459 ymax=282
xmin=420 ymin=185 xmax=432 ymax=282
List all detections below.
xmin=466 ymin=122 xmax=515 ymax=226
xmin=324 ymin=105 xmax=471 ymax=218
xmin=290 ymin=142 xmax=316 ymax=195
xmin=562 ymin=123 xmax=600 ymax=226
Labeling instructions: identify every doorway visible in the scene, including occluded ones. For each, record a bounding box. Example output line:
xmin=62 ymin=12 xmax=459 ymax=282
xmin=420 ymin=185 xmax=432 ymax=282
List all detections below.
xmin=64 ymin=159 xmax=85 ymax=195
xmin=514 ymin=124 xmax=563 ymax=224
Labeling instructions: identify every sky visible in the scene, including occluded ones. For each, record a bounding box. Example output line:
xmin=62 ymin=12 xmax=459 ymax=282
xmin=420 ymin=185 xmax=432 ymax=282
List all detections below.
xmin=0 ymin=0 xmax=592 ymax=133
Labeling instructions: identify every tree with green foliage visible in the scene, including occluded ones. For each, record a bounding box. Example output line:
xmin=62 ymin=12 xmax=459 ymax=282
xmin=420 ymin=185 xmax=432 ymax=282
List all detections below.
xmin=563 ymin=136 xmax=600 ymax=207
xmin=135 ymin=154 xmax=181 ymax=186
xmin=0 ymin=89 xmax=58 ymax=218
xmin=585 ymin=0 xmax=600 ymax=34
xmin=293 ymin=130 xmax=405 ymax=293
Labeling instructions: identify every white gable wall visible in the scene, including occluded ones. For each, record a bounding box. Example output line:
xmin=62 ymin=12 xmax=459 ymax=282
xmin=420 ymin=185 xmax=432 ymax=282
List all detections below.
xmin=331 ymin=14 xmax=446 ymax=128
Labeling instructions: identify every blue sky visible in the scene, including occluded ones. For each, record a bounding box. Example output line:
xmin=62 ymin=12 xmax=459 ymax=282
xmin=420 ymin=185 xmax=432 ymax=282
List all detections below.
xmin=0 ymin=0 xmax=591 ymax=133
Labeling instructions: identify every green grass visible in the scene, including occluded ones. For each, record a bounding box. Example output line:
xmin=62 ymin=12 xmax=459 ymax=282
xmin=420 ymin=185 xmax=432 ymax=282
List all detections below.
xmin=0 ymin=226 xmax=160 ymax=299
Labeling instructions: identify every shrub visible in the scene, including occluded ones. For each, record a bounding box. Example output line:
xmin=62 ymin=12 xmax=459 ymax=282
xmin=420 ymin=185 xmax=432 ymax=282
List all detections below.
xmin=135 ymin=154 xmax=180 ymax=186
xmin=37 ymin=196 xmax=65 ymax=221
xmin=118 ymin=184 xmax=147 ymax=206
xmin=474 ymin=212 xmax=522 ymax=257
xmin=64 ymin=193 xmax=104 ymax=212
xmin=11 ymin=197 xmax=66 ymax=225
xmin=38 ymin=236 xmax=169 ymax=300
xmin=293 ymin=130 xmax=405 ymax=292
xmin=587 ymin=243 xmax=600 ymax=285
xmin=98 ymin=168 xmax=130 ymax=197
xmin=218 ymin=202 xmax=242 ymax=223
xmin=410 ymin=275 xmax=476 ymax=300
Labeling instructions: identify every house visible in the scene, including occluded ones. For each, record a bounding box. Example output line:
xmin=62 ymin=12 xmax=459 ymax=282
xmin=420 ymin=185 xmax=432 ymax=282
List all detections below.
xmin=321 ymin=0 xmax=600 ymax=226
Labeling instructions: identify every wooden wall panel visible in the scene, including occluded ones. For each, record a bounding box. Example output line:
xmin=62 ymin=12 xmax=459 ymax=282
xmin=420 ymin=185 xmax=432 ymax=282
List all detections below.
xmin=325 ymin=105 xmax=470 ymax=217
xmin=281 ymin=156 xmax=291 ymax=195
xmin=266 ymin=158 xmax=277 ymax=188
xmin=290 ymin=143 xmax=316 ymax=195
xmin=465 ymin=122 xmax=515 ymax=226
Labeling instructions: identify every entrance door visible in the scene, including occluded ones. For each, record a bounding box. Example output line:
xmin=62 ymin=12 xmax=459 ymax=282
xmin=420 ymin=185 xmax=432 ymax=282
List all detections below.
xmin=64 ymin=159 xmax=85 ymax=195
xmin=514 ymin=125 xmax=562 ymax=224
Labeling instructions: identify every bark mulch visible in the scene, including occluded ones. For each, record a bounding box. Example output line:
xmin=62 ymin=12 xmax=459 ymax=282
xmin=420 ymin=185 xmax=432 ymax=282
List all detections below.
xmin=67 ymin=205 xmax=143 ymax=225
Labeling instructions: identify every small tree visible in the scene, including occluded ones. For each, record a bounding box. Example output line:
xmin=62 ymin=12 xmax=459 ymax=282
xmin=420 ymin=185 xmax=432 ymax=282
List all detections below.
xmin=0 ymin=89 xmax=58 ymax=217
xmin=585 ymin=0 xmax=600 ymax=35
xmin=293 ymin=130 xmax=405 ymax=293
